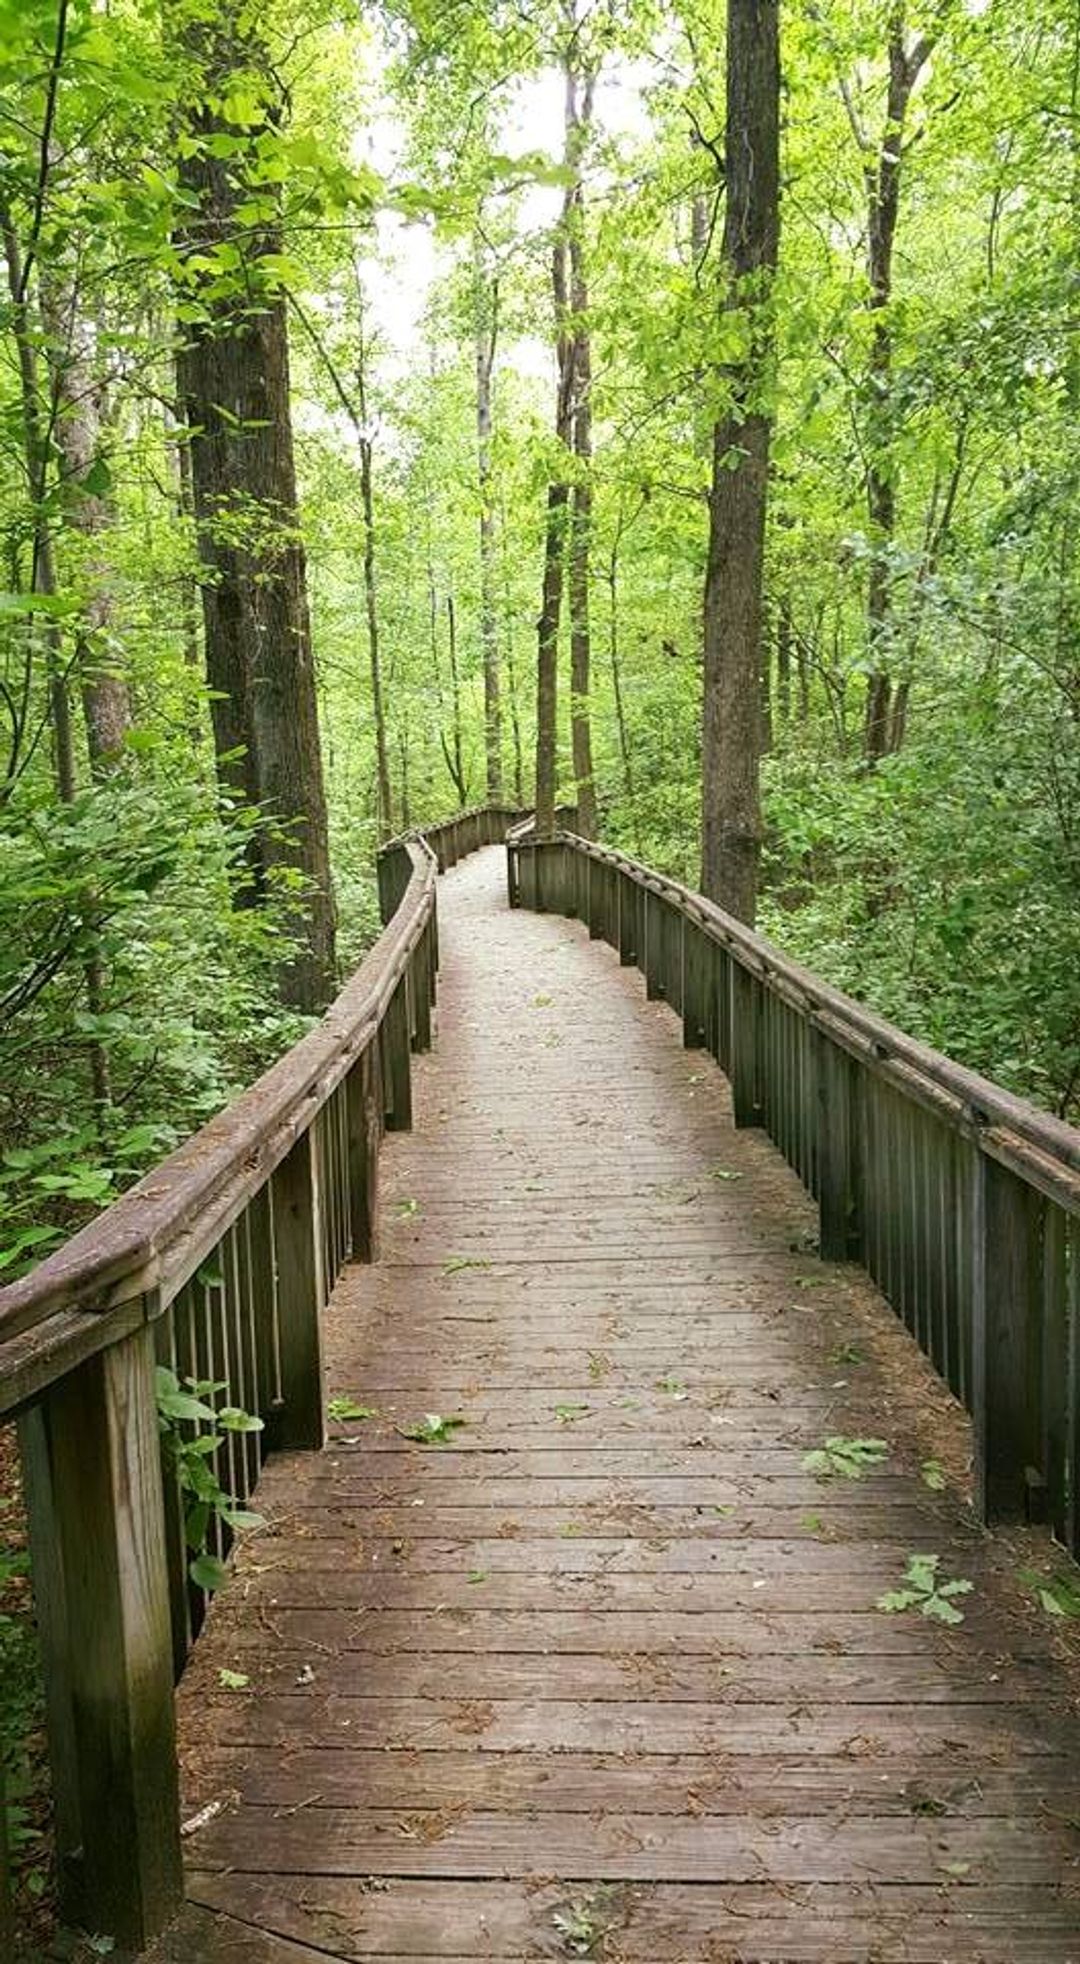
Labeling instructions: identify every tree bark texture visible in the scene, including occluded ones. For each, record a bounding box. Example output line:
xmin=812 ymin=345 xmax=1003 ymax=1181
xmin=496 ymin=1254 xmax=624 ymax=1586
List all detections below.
xmin=176 ymin=15 xmax=335 ymax=1009
xmin=700 ymin=0 xmax=780 ymax=923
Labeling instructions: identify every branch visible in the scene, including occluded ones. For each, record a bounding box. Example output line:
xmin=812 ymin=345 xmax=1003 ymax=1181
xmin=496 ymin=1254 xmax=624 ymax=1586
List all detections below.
xmin=20 ymin=0 xmax=70 ymax=304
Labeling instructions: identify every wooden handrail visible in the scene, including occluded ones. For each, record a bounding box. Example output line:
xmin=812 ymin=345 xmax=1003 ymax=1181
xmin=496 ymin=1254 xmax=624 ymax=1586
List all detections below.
xmin=0 ymin=804 xmax=515 ymax=1952
xmin=511 ymin=826 xmax=1080 ymax=1557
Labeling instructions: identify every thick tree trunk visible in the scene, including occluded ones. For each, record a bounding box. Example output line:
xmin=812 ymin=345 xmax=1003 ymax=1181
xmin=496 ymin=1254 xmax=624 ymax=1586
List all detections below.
xmin=699 ymin=0 xmax=780 ymax=923
xmin=474 ymin=233 xmax=503 ymax=803
xmin=176 ymin=18 xmax=335 ymax=1009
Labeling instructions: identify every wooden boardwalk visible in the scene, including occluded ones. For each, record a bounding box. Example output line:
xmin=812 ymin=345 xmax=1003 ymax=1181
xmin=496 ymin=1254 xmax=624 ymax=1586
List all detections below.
xmin=159 ymin=847 xmax=1080 ymax=1963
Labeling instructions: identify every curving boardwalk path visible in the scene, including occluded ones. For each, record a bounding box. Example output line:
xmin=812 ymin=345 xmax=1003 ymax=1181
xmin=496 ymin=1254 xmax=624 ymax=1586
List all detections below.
xmin=157 ymin=848 xmax=1080 ymax=1963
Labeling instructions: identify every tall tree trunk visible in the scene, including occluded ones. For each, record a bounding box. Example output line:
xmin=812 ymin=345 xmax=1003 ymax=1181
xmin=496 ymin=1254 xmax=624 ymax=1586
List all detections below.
xmin=699 ymin=0 xmax=780 ymax=922
xmin=2 ymin=221 xmax=113 ymax=1120
xmin=607 ymin=513 xmax=637 ymax=840
xmin=42 ymin=279 xmax=132 ymax=772
xmin=776 ymin=595 xmax=792 ymax=725
xmin=500 ymin=494 xmax=526 ymax=805
xmin=535 ymin=58 xmax=594 ymax=842
xmin=474 ymin=231 xmax=503 ymax=803
xmin=443 ymin=593 xmax=468 ymax=806
xmin=175 ymin=15 xmax=335 ymax=1009
xmin=568 ymin=136 xmax=597 ymax=839
xmin=862 ymin=7 xmax=940 ymax=762
xmin=1 ymin=215 xmax=77 ymax=803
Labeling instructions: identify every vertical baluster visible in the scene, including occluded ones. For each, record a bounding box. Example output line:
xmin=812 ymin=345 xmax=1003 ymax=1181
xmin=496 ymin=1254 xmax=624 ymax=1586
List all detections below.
xmin=682 ymin=918 xmax=709 ymax=1050
xmin=383 ymin=974 xmax=413 ymax=1132
xmin=346 ymin=1043 xmax=382 ymax=1265
xmin=271 ymin=1128 xmax=327 ymax=1452
xmin=817 ymin=1033 xmax=859 ymax=1262
xmin=731 ymin=964 xmax=763 ymax=1129
xmin=1066 ymin=1220 xmax=1080 ymax=1558
xmin=1043 ymin=1203 xmax=1068 ymax=1543
xmin=153 ymin=1295 xmax=193 ymax=1676
xmin=970 ymin=1146 xmax=1045 ymax=1522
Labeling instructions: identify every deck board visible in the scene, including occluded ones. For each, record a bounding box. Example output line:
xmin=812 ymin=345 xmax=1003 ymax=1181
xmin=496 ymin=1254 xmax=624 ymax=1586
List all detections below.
xmin=156 ymin=848 xmax=1080 ymax=1961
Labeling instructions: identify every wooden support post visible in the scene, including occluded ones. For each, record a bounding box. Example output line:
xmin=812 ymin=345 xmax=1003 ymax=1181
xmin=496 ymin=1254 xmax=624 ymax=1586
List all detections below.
xmin=816 ymin=1033 xmax=861 ymax=1261
xmin=644 ymin=893 xmax=664 ymax=1000
xmin=412 ymin=933 xmax=432 ymax=1052
xmin=19 ymin=1324 xmax=183 ymax=1949
xmin=0 ymin=1764 xmax=12 ymax=1961
xmin=1042 ymin=1203 xmax=1068 ymax=1544
xmin=665 ymin=905 xmax=683 ymax=1015
xmin=682 ymin=919 xmax=709 ymax=1049
xmin=507 ymin=842 xmax=519 ymax=908
xmin=346 ymin=1044 xmax=381 ymax=1264
xmin=731 ymin=962 xmax=763 ymax=1128
xmin=618 ymin=872 xmax=636 ymax=966
xmin=383 ymin=974 xmax=413 ymax=1131
xmin=970 ymin=1145 xmax=1045 ymax=1522
xmin=587 ymin=856 xmax=603 ymax=938
xmin=271 ymin=1129 xmax=326 ymax=1451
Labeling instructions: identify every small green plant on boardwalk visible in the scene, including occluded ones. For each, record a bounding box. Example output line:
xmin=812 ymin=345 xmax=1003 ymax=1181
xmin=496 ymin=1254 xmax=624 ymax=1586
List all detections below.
xmin=877 ymin=1554 xmax=973 ymax=1625
xmin=400 ymin=1413 xmax=468 ymax=1445
xmin=802 ymin=1436 xmax=888 ymax=1481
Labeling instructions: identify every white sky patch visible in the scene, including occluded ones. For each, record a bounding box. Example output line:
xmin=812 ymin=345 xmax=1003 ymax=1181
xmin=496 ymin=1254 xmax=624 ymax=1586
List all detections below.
xmin=352 ymin=46 xmax=656 ymax=386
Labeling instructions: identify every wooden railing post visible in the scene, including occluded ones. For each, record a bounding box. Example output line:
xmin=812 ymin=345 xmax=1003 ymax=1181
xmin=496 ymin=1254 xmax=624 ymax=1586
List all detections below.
xmin=816 ymin=1032 xmax=861 ymax=1261
xmin=345 ymin=1044 xmax=382 ymax=1264
xmin=617 ymin=870 xmax=636 ymax=965
xmin=412 ymin=930 xmax=432 ymax=1052
xmin=970 ymin=1144 xmax=1046 ymax=1522
xmin=271 ymin=1130 xmax=326 ymax=1451
xmin=0 ymin=1764 xmax=11 ymax=1958
xmin=643 ymin=891 xmax=664 ymax=1000
xmin=19 ymin=1322 xmax=183 ymax=1949
xmin=731 ymin=962 xmax=763 ymax=1128
xmin=682 ymin=918 xmax=709 ymax=1050
xmin=587 ymin=856 xmax=603 ymax=939
xmin=383 ymin=974 xmax=413 ymax=1131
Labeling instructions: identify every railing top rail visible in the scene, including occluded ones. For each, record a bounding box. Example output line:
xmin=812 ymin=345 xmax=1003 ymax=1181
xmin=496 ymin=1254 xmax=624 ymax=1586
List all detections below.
xmin=0 ymin=835 xmax=438 ymax=1355
xmin=547 ymin=828 xmax=1080 ymax=1184
xmin=380 ymin=803 xmax=527 ymax=859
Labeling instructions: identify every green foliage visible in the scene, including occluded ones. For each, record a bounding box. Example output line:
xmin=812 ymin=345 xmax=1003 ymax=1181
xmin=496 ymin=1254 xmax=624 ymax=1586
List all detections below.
xmin=400 ymin=1412 xmax=468 ymax=1444
xmin=877 ymin=1554 xmax=974 ymax=1626
xmin=155 ymin=1368 xmax=264 ymax=1592
xmin=327 ymin=1396 xmax=378 ymax=1423
xmin=1019 ymin=1568 xmax=1080 ymax=1619
xmin=802 ymin=1437 xmax=889 ymax=1481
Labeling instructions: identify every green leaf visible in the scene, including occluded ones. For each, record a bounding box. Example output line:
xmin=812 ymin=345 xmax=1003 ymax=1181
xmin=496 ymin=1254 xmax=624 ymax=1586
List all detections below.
xmin=189 ymin=1553 xmax=229 ymax=1592
xmin=400 ymin=1413 xmax=468 ymax=1445
xmin=218 ymin=1668 xmax=250 ymax=1690
xmin=328 ymin=1395 xmax=378 ymax=1422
